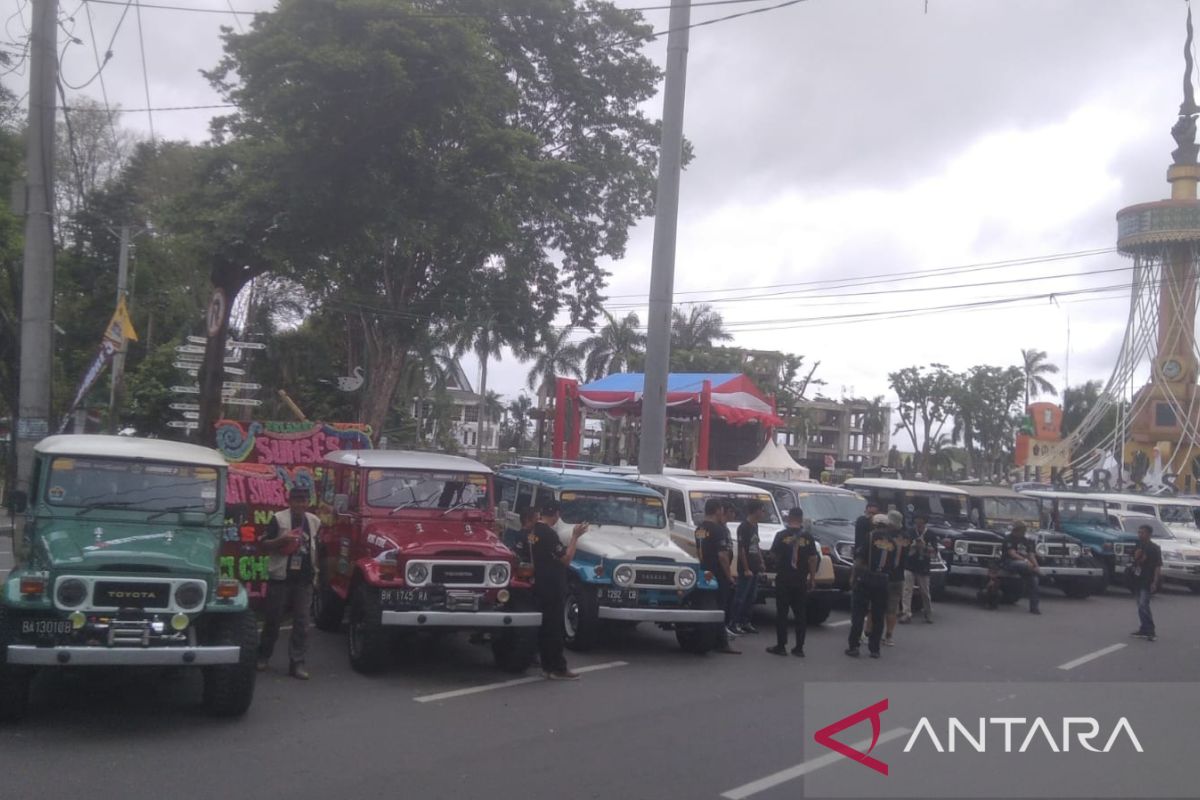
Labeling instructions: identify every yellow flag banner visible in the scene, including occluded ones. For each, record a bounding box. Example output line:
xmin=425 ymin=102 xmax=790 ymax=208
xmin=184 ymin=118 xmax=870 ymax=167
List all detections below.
xmin=104 ymin=296 xmax=139 ymax=344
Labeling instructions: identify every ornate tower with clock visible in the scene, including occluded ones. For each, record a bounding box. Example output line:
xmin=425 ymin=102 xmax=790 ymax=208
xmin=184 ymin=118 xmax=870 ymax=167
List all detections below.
xmin=1117 ymin=7 xmax=1200 ymax=476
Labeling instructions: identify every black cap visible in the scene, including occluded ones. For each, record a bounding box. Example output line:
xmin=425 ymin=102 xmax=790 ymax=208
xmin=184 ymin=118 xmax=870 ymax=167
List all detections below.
xmin=786 ymin=507 xmax=804 ymax=521
xmin=704 ymin=498 xmax=724 ymax=515
xmin=540 ymin=499 xmax=561 ymax=515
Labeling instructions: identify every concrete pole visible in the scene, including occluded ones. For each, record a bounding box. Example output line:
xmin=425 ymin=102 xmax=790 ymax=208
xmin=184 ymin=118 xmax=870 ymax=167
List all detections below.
xmin=637 ymin=0 xmax=691 ymax=475
xmin=108 ymin=225 xmax=131 ymax=432
xmin=13 ymin=0 xmax=58 ymax=561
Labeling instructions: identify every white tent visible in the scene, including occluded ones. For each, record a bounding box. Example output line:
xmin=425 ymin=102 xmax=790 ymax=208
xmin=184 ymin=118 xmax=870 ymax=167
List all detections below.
xmin=739 ymin=439 xmax=811 ymax=481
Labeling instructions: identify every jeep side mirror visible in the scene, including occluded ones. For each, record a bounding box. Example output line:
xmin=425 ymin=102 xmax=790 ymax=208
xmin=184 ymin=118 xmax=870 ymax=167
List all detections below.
xmin=7 ymin=490 xmax=27 ymax=514
xmin=333 ymin=494 xmax=349 ymax=515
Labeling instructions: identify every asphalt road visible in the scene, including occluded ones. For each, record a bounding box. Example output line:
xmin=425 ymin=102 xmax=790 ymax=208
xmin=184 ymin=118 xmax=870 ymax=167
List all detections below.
xmin=0 ymin=580 xmax=1196 ymax=800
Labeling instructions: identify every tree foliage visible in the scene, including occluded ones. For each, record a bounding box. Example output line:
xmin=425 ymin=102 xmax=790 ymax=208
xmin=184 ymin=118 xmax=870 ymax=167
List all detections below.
xmin=204 ymin=0 xmax=665 ymax=434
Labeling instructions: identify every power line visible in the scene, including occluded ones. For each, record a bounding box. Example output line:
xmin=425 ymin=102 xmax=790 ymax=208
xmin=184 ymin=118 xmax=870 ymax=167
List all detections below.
xmin=82 ymin=0 xmax=121 ymax=153
xmin=132 ymin=0 xmax=153 ymax=140
xmin=603 ymin=247 xmax=1116 ymax=299
xmin=59 ymin=0 xmax=131 ymax=90
xmin=79 ymin=0 xmax=790 ymax=18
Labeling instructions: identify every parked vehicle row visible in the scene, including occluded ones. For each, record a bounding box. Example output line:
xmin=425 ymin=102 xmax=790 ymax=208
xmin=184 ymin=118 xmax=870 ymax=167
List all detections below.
xmin=7 ymin=437 xmax=1200 ymax=724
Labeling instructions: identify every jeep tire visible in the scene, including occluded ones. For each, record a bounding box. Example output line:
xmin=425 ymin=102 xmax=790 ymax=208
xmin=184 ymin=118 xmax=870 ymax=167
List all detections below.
xmin=805 ymin=594 xmax=833 ymax=625
xmin=201 ymin=611 xmax=258 ymax=718
xmin=675 ymin=589 xmax=720 ymax=655
xmin=313 ymin=579 xmax=346 ymax=633
xmin=563 ymin=577 xmax=600 ymax=652
xmin=348 ymin=583 xmax=391 ymax=674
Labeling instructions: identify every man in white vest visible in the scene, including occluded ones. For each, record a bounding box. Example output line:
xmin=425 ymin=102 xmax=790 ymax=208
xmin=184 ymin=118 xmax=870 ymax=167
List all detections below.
xmin=256 ymin=485 xmax=321 ymax=679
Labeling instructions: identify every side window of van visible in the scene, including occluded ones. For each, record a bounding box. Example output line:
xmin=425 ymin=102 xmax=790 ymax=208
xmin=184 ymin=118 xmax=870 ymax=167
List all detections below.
xmin=1130 ymin=504 xmax=1155 ymax=516
xmin=495 ymin=477 xmax=517 ymax=508
xmin=515 ymin=482 xmax=534 ymax=513
xmin=534 ymin=486 xmax=554 ymax=511
xmin=667 ymin=490 xmax=687 ymax=522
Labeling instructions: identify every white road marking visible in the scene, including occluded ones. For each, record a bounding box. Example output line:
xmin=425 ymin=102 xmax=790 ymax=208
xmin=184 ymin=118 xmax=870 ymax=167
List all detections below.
xmin=827 ymin=619 xmax=851 ymax=627
xmin=413 ymin=660 xmax=629 ymax=703
xmin=721 ymin=727 xmax=912 ymax=800
xmin=1057 ymin=643 xmax=1126 ymax=671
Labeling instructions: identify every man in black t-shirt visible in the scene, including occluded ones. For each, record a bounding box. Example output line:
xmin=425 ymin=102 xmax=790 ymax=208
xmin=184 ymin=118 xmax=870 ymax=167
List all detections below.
xmin=1003 ymin=523 xmax=1041 ymax=615
xmin=1130 ymin=524 xmax=1163 ymax=641
xmin=529 ymin=500 xmax=589 ymax=680
xmin=732 ymin=499 xmax=766 ymax=634
xmin=695 ymin=498 xmax=740 ymax=654
xmin=766 ymin=507 xmax=818 ymax=657
xmin=901 ymin=515 xmax=936 ymax=623
xmin=853 ymin=500 xmax=882 ymax=565
xmin=846 ymin=514 xmax=902 ymax=659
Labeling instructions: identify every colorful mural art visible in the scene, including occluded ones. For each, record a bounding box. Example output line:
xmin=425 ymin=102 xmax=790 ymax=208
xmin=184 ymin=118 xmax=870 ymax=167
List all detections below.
xmin=215 ymin=420 xmax=373 ymax=604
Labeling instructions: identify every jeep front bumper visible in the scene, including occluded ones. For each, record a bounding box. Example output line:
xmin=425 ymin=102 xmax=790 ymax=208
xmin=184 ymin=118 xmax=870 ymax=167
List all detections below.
xmin=1041 ymin=565 xmax=1105 ymax=578
xmin=380 ymin=611 xmax=542 ymax=628
xmin=596 ymin=607 xmax=725 ymax=623
xmin=5 ymin=645 xmax=241 ymax=666
xmin=1162 ymin=563 xmax=1200 ymax=582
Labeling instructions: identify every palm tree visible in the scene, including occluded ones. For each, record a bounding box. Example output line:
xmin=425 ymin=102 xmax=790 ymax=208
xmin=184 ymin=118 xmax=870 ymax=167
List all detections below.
xmin=1020 ymin=348 xmax=1060 ymax=410
xmin=580 ymin=310 xmax=646 ymax=381
xmin=505 ymin=393 xmax=534 ymax=450
xmin=480 ymin=390 xmax=504 ymax=452
xmin=523 ymin=327 xmax=583 ymax=457
xmin=671 ymin=304 xmax=733 ymax=352
xmin=454 ymin=326 xmax=504 ymax=458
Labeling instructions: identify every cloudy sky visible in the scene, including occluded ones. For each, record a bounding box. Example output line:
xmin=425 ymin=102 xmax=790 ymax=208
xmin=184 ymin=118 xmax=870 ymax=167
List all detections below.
xmin=7 ymin=0 xmax=1197 ymax=420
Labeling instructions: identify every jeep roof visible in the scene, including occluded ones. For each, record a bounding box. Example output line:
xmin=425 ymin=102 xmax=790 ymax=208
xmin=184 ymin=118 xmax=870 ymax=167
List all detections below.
xmin=952 ymin=484 xmax=1027 ymax=499
xmin=35 ymin=434 xmax=227 ymax=468
xmin=630 ymin=473 xmax=776 ymax=496
xmin=843 ymin=477 xmax=969 ymax=495
xmin=741 ymin=478 xmax=861 ymax=497
xmin=325 ymin=449 xmax=492 ymax=473
xmin=497 ymin=467 xmax=665 ymax=499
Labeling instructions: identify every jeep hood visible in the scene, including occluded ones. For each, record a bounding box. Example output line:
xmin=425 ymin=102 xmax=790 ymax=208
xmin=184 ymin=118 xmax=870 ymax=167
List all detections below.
xmin=362 ymin=520 xmax=510 ymax=560
xmin=555 ymin=523 xmax=689 ymax=562
xmin=34 ymin=521 xmax=219 ymax=576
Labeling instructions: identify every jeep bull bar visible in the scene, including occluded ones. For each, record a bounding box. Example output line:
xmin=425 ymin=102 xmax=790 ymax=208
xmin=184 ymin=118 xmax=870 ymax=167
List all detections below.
xmin=5 ymin=645 xmax=241 ymax=666
xmin=381 ymin=610 xmax=542 ymax=628
xmin=950 ymin=564 xmax=1102 ymax=579
xmin=596 ymin=607 xmax=725 ymax=623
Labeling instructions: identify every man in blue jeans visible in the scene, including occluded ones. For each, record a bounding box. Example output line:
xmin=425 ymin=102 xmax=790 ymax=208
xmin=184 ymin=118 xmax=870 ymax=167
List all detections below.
xmin=731 ymin=499 xmax=766 ymax=634
xmin=1130 ymin=523 xmax=1162 ymax=642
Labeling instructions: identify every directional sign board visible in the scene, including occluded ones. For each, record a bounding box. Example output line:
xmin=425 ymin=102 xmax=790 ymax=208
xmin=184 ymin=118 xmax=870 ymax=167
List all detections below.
xmin=169 ymin=403 xmax=200 ymax=411
xmin=222 ymin=381 xmax=262 ymax=391
xmin=223 ymin=397 xmax=264 ymax=407
xmin=166 ymin=421 xmax=198 ymax=430
xmin=226 ymin=340 xmax=267 ymax=350
xmin=175 ymin=345 xmax=205 ymax=355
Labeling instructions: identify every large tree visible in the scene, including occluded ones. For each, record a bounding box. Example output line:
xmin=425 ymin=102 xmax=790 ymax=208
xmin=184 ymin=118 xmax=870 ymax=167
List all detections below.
xmin=888 ymin=364 xmax=956 ymax=476
xmin=205 ymin=0 xmax=664 ymax=435
xmin=580 ymin=310 xmax=645 ymax=381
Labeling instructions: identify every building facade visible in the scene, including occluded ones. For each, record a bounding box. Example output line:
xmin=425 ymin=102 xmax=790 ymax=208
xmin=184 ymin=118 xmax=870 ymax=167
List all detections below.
xmin=776 ymin=397 xmax=891 ymax=472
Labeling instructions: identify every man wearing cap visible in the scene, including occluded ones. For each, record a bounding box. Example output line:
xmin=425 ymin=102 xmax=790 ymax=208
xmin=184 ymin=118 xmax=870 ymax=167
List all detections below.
xmin=881 ymin=510 xmax=910 ymax=647
xmin=847 ymin=512 xmax=904 ymax=659
xmin=257 ymin=485 xmax=321 ymax=679
xmin=766 ymin=507 xmax=818 ymax=657
xmin=695 ymin=498 xmax=740 ymax=654
xmin=1003 ymin=523 xmax=1041 ymax=615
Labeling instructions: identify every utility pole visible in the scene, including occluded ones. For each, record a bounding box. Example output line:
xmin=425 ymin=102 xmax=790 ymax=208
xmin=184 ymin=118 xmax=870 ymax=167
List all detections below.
xmin=13 ymin=0 xmax=58 ymax=561
xmin=637 ymin=0 xmax=691 ymax=475
xmin=107 ymin=225 xmax=131 ymax=432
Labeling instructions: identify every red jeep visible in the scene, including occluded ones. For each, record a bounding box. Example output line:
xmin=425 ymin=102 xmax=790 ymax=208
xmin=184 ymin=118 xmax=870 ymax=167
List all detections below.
xmin=313 ymin=450 xmax=540 ymax=673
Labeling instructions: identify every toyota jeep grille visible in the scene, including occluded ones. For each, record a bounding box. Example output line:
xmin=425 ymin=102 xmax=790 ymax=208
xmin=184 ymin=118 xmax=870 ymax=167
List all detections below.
xmin=633 ymin=568 xmax=677 ymax=587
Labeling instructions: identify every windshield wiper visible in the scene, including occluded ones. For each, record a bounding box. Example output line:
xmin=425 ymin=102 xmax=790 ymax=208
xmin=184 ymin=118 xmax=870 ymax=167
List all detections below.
xmin=439 ymin=500 xmax=476 ymax=517
xmin=391 ymin=491 xmax=440 ymax=515
xmin=75 ymin=500 xmax=138 ymax=516
xmin=817 ymin=517 xmax=850 ymax=523
xmin=146 ymin=505 xmax=201 ymax=521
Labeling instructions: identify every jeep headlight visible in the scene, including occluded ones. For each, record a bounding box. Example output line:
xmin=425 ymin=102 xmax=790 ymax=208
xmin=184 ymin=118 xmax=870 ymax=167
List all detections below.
xmin=1035 ymin=543 xmax=1048 ymax=557
xmin=676 ymin=567 xmax=697 ymax=589
xmin=487 ymin=563 xmax=511 ymax=586
xmin=173 ymin=581 xmax=205 ymax=610
xmin=56 ymin=578 xmax=87 ymax=609
xmin=613 ymin=564 xmax=635 ymax=587
xmin=1067 ymin=544 xmax=1081 ymax=558
xmin=954 ymin=540 xmax=968 ymax=556
xmin=406 ymin=562 xmax=430 ymax=585
xmin=835 ymin=542 xmax=855 ymax=562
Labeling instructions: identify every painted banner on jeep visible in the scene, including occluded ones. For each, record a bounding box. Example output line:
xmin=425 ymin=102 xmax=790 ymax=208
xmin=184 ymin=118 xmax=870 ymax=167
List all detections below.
xmin=215 ymin=420 xmax=373 ymax=605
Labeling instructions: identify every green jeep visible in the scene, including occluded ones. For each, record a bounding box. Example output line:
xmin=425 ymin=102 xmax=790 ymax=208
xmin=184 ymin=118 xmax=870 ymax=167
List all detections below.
xmin=0 ymin=435 xmax=258 ymax=720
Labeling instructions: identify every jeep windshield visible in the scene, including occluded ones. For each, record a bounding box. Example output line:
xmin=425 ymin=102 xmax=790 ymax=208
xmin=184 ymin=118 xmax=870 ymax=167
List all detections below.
xmin=983 ymin=497 xmax=1040 ymax=522
xmin=688 ymin=492 xmax=782 ymax=525
xmin=45 ymin=456 xmax=220 ymax=513
xmin=1119 ymin=517 xmax=1174 ymax=540
xmin=1156 ymin=503 xmax=1197 ymax=525
xmin=559 ymin=491 xmax=666 ymax=528
xmin=794 ymin=492 xmax=864 ymax=523
xmin=906 ymin=493 xmax=970 ymax=526
xmin=366 ymin=469 xmax=490 ymax=511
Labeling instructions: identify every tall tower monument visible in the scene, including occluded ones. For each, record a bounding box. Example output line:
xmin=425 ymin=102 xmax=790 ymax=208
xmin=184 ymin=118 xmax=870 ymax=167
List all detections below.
xmin=1117 ymin=7 xmax=1200 ymax=478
